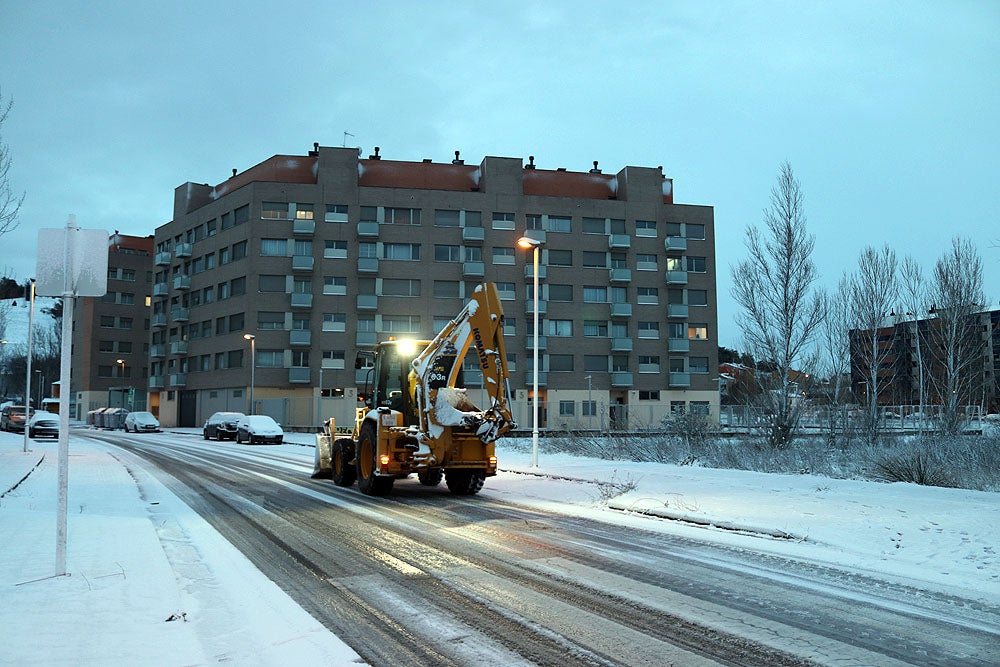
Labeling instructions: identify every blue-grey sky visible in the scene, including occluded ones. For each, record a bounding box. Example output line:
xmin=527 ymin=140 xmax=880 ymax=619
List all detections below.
xmin=2 ymin=1 xmax=998 ymax=348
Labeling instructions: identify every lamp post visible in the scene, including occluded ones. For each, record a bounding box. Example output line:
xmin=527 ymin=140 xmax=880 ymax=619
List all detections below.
xmin=23 ymin=278 xmax=36 ymax=453
xmin=116 ymin=359 xmax=126 ymax=409
xmin=517 ymin=236 xmax=544 ymax=468
xmin=317 ymin=366 xmax=324 ymax=428
xmin=35 ymin=370 xmax=43 ymax=406
xmin=243 ymin=334 xmax=256 ymax=415
xmin=585 ymin=375 xmax=593 ymax=431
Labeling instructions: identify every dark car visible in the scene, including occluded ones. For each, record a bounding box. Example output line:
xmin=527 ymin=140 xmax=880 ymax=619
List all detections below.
xmin=28 ymin=412 xmax=59 ymax=438
xmin=203 ymin=411 xmax=245 ymax=441
xmin=1 ymin=405 xmax=35 ymax=433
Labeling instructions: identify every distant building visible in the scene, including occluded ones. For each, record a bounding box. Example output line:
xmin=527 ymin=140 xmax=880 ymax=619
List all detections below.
xmin=70 ymin=233 xmax=154 ymax=419
xmin=149 ymin=145 xmax=719 ymax=429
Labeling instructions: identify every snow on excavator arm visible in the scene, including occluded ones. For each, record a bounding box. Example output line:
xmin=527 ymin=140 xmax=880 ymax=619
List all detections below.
xmin=410 ymin=282 xmax=516 ymax=445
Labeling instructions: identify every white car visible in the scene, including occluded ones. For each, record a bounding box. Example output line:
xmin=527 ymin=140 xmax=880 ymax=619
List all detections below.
xmin=235 ymin=415 xmax=283 ymax=445
xmin=124 ymin=411 xmax=160 ymax=433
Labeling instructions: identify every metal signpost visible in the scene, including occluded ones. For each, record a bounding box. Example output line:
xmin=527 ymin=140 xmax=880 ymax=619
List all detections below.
xmin=36 ymin=215 xmax=109 ymax=577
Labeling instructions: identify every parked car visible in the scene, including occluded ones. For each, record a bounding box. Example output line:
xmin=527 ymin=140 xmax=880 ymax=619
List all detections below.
xmin=124 ymin=411 xmax=160 ymax=433
xmin=203 ymin=411 xmax=245 ymax=441
xmin=235 ymin=415 xmax=283 ymax=445
xmin=1 ymin=405 xmax=35 ymax=433
xmin=28 ymin=412 xmax=59 ymax=438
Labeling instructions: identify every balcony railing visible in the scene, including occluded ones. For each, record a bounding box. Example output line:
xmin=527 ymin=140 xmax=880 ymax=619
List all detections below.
xmin=289 ymin=367 xmax=311 ymax=383
xmin=169 ymin=340 xmax=188 ymax=355
xmin=154 ymin=251 xmax=171 ymax=267
xmin=463 ymin=261 xmax=485 ymax=278
xmin=611 ymin=372 xmax=634 ymax=387
xmin=462 ymin=227 xmax=485 ymax=243
xmin=666 ymin=270 xmax=688 ymax=285
xmin=525 ymin=299 xmax=548 ymax=315
xmin=667 ymin=304 xmax=689 ymax=319
xmin=357 ymin=295 xmax=378 ymax=310
xmin=172 ymin=275 xmax=191 ymax=291
xmin=290 ymin=330 xmax=311 ymax=346
xmin=664 ymin=236 xmax=687 ymax=252
xmin=292 ymin=256 xmax=314 ymax=271
xmin=609 ymin=268 xmax=631 ymax=283
xmin=150 ymin=344 xmax=166 ymax=359
xmin=356 ymin=332 xmax=377 ymax=347
xmin=151 ymin=313 xmax=167 ymax=328
xmin=152 ymin=282 xmax=169 ymax=297
xmin=168 ymin=373 xmax=187 ymax=387
xmin=525 ymin=335 xmax=548 ymax=351
xmin=610 ymin=303 xmax=632 ymax=319
xmin=171 ymin=307 xmax=189 ymax=322
xmin=524 ymin=264 xmax=547 ymax=280
xmin=523 ymin=371 xmax=547 ymax=387
xmin=148 ymin=376 xmax=165 ymax=389
xmin=293 ymin=219 xmax=316 ymax=235
xmin=290 ymin=293 xmax=313 ymax=308
xmin=668 ymin=338 xmax=690 ymax=352
xmin=174 ymin=243 xmax=193 ymax=258
xmin=611 ymin=337 xmax=633 ymax=352
xmin=608 ymin=234 xmax=631 ymax=249
xmin=669 ymin=372 xmax=692 ymax=388
xmin=357 ymin=222 xmax=379 ymax=237
xmin=357 ymin=257 xmax=379 ymax=274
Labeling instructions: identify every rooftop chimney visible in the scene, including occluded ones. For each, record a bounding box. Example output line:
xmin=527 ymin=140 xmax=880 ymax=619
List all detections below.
xmin=589 ymin=161 xmax=601 ymax=174
xmin=525 ymin=155 xmax=536 ymax=170
xmin=368 ymin=146 xmax=381 ymax=160
xmin=232 ymin=168 xmax=237 ymax=177
xmin=452 ymin=150 xmax=464 ymax=165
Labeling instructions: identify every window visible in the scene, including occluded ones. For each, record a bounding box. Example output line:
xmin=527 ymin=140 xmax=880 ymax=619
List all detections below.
xmin=360 ymin=206 xmax=378 ymax=223
xmin=205 ymin=253 xmax=216 ymax=270
xmin=584 ymin=320 xmax=608 ymax=337
xmin=202 ymin=286 xmax=214 ymax=304
xmin=559 ymin=401 xmax=575 ymax=416
xmin=526 ymin=214 xmax=543 ymax=230
xmin=230 ymin=276 xmax=246 ymax=297
xmin=258 ymin=311 xmax=284 ymax=330
xmin=434 ymin=245 xmax=461 ymax=262
xmin=206 ymin=219 xmax=217 ymax=237
xmin=262 ymin=202 xmax=288 ymax=220
xmin=635 ymin=220 xmax=656 ymax=237
xmin=228 ymin=313 xmax=244 ymax=332
xmin=688 ymin=289 xmax=709 ymax=306
xmin=666 ymin=256 xmax=684 ymax=272
xmin=686 ymin=256 xmax=707 ymax=273
xmin=583 ymin=286 xmax=607 ymax=303
xmin=582 ymin=217 xmax=605 ymax=234
xmin=381 ymin=315 xmax=420 ymax=334
xmin=433 ymin=281 xmax=460 ymax=298
xmin=584 ymin=355 xmax=607 ymax=372
xmin=583 ymin=251 xmax=606 ymax=268
xmin=636 ymin=254 xmax=657 ymax=271
xmin=685 ymin=223 xmax=705 ymax=240
xmin=496 ymin=282 xmax=516 ymax=301
xmin=233 ymin=205 xmax=249 ymax=226
xmin=548 ymin=215 xmax=571 ymax=232
xmin=258 ymin=275 xmax=285 ymax=293
xmin=322 ymin=350 xmax=346 ymax=369
xmin=503 ymin=318 xmax=516 ymax=337
xmin=637 ymin=287 xmax=658 ymax=305
xmin=690 ymin=401 xmax=710 ymax=415
xmin=688 ymin=323 xmax=708 ymax=340
xmin=434 ymin=209 xmax=460 ymax=227
xmin=385 ymin=207 xmax=420 ymax=225
xmin=639 ymin=355 xmax=660 ymax=373
xmin=322 ymin=312 xmax=346 ymax=332
xmin=610 ymin=253 xmax=627 ymax=269
xmin=97 ymin=365 xmax=112 ymax=378
xmin=492 ymin=212 xmax=515 ymax=229
xmin=383 ymin=243 xmax=420 ymax=260
xmin=666 ymin=222 xmax=682 ymax=237
xmin=325 ymin=204 xmax=348 ymax=223
xmin=294 ymin=204 xmax=314 ymax=220
xmin=611 ymin=322 xmax=627 ymax=338
xmin=121 ymin=268 xmax=136 ymax=281
xmin=668 ymin=322 xmax=686 ymax=339
xmin=547 ymin=319 xmax=572 ymax=336
xmin=492 ymin=247 xmax=515 ymax=264
xmin=323 ymin=276 xmax=347 ymax=295
xmin=465 ymin=246 xmax=482 ymax=262
xmin=292 ymin=315 xmax=310 ymax=331
xmin=433 ymin=317 xmax=452 ymax=334
xmin=99 ymin=340 xmax=114 ymax=352
xmin=358 ymin=242 xmax=377 ymax=259
xmin=291 ymin=350 xmax=310 ymax=367
xmin=547 ymin=249 xmax=572 ymax=266
xmin=324 ymin=240 xmax=348 ymax=259
xmin=611 ymin=355 xmax=629 ymax=372
xmin=220 ymin=246 xmax=231 ymax=265
xmin=382 ymin=278 xmax=420 ymax=297
xmin=689 ymin=357 xmax=710 ymax=374
xmin=227 ymin=349 xmax=244 ymax=369
xmin=232 ymin=241 xmax=247 ymax=261
xmin=357 ymin=317 xmax=375 ymax=333
xmin=638 ymin=321 xmax=659 ymax=339
xmin=294 ymin=240 xmax=312 ymax=256
xmin=548 ymin=284 xmax=573 ymax=302
xmin=258 ymin=350 xmax=283 ymax=368
xmin=549 ymin=354 xmax=574 ymax=372
xmin=220 ymin=211 xmax=234 ymax=230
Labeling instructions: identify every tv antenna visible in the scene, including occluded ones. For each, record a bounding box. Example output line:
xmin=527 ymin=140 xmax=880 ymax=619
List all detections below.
xmin=343 ymin=131 xmax=355 ymax=147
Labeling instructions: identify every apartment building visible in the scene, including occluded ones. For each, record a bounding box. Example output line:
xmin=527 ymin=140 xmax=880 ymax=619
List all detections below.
xmin=150 ymin=145 xmax=719 ymax=429
xmin=71 ymin=233 xmax=154 ymax=418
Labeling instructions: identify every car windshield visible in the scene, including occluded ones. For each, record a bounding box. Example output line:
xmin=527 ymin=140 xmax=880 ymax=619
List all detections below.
xmin=247 ymin=416 xmax=277 ymax=427
xmin=132 ymin=412 xmax=155 ymax=420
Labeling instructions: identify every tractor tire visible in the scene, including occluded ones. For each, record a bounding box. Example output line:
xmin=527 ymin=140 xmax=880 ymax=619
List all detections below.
xmin=417 ymin=468 xmax=444 ymax=486
xmin=331 ymin=439 xmax=357 ymax=487
xmin=445 ymin=470 xmax=486 ymax=496
xmin=356 ymin=422 xmax=394 ymax=496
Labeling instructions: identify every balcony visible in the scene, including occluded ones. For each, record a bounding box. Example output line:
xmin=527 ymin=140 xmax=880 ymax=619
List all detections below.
xmin=151 ymin=313 xmax=167 ymax=329
xmin=666 ymin=270 xmax=688 ymax=285
xmin=292 ymin=255 xmax=315 ymax=271
xmin=462 ymin=227 xmax=485 ymax=243
xmin=524 ymin=371 xmax=547 ymax=387
xmin=171 ymin=307 xmax=189 ymax=322
xmin=293 ymin=219 xmax=316 ymax=235
xmin=148 ymin=376 xmax=165 ymax=389
xmin=169 ymin=340 xmax=188 ymax=355
xmin=608 ymin=234 xmax=631 ymax=249
xmin=152 ymin=282 xmax=169 ymax=297
xmin=357 ymin=257 xmax=379 ymax=274
xmin=168 ymin=373 xmax=187 ymax=387
xmin=668 ymin=338 xmax=691 ymax=353
xmin=525 ymin=335 xmax=548 ymax=351
xmin=290 ymin=293 xmax=313 ymax=309
xmin=611 ymin=372 xmax=634 ymax=387
xmin=667 ymin=304 xmax=689 ymax=319
xmin=524 ymin=264 xmax=547 ymax=280
xmin=463 ymin=261 xmax=485 ymax=278
xmin=357 ymin=221 xmax=379 ymax=237
xmin=611 ymin=337 xmax=633 ymax=352
xmin=669 ymin=372 xmax=692 ymax=388
xmin=154 ymin=251 xmax=171 ymax=267
xmin=665 ymin=236 xmax=687 ymax=252
xmin=172 ymin=275 xmax=191 ymax=291
xmin=174 ymin=243 xmax=193 ymax=258
xmin=290 ymin=330 xmax=311 ymax=346
xmin=150 ymin=344 xmax=166 ymax=359
xmin=609 ymin=268 xmax=631 ymax=283
xmin=610 ymin=303 xmax=632 ymax=319
xmin=357 ymin=295 xmax=378 ymax=311
xmin=356 ymin=332 xmax=377 ymax=347
xmin=289 ymin=367 xmax=311 ymax=384
xmin=525 ymin=299 xmax=547 ymax=315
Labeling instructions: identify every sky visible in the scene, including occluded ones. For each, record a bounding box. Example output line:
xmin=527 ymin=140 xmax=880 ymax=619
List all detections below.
xmin=1 ymin=1 xmax=998 ymax=348
xmin=2 ymin=429 xmax=997 ymax=664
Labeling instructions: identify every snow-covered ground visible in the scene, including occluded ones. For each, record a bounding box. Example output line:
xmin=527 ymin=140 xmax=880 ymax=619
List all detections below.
xmin=1 ymin=427 xmax=997 ymax=666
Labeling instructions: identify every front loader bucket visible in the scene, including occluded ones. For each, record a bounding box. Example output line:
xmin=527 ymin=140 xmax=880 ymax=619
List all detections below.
xmin=312 ymin=434 xmax=333 ymax=478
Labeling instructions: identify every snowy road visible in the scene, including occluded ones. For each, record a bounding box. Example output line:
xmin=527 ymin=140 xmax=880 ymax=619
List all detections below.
xmin=91 ymin=430 xmax=998 ymax=666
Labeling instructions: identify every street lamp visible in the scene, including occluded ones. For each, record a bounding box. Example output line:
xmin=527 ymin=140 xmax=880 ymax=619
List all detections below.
xmin=116 ymin=359 xmax=126 ymax=409
xmin=23 ymin=278 xmax=36 ymax=453
xmin=585 ymin=375 xmax=593 ymax=431
xmin=517 ymin=236 xmax=544 ymax=468
xmin=243 ymin=334 xmax=256 ymax=415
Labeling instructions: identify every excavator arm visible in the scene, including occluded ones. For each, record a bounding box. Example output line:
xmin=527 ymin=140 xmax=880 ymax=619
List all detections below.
xmin=410 ymin=282 xmax=516 ymax=447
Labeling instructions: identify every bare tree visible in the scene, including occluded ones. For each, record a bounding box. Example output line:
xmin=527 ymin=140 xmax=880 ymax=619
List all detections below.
xmin=926 ymin=237 xmax=986 ymax=434
xmin=899 ymin=257 xmax=929 ymax=433
xmin=731 ymin=161 xmax=824 ymax=447
xmin=0 ymin=89 xmax=24 ymax=238
xmin=818 ymin=274 xmax=852 ymax=445
xmin=849 ymin=245 xmax=898 ymax=444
